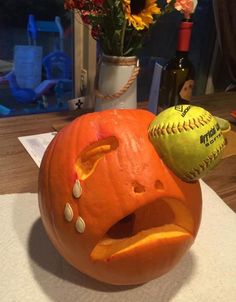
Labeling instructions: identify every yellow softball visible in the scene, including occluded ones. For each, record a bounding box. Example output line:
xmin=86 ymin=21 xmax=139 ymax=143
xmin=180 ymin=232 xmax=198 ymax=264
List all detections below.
xmin=148 ymin=105 xmax=226 ymax=182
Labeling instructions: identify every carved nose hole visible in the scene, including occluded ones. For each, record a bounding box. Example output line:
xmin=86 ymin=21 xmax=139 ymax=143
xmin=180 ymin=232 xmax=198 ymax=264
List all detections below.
xmin=133 ymin=181 xmax=145 ymax=193
xmin=155 ymin=180 xmax=164 ymax=190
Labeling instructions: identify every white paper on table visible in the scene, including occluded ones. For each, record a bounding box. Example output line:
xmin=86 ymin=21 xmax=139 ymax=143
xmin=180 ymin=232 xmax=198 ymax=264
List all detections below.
xmin=18 ymin=132 xmax=57 ymax=167
xmin=0 ymin=181 xmax=236 ymax=302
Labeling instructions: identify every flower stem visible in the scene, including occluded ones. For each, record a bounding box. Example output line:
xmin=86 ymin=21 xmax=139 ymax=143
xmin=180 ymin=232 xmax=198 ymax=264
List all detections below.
xmin=120 ymin=19 xmax=127 ymax=56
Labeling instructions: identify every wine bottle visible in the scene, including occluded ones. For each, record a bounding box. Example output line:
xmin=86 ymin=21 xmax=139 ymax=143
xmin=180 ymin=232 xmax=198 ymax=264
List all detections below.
xmin=158 ymin=19 xmax=194 ymax=109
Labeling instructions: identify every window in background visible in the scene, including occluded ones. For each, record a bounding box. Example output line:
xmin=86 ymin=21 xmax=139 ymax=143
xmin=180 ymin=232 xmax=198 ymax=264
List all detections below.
xmin=0 ymin=1 xmax=86 ymax=117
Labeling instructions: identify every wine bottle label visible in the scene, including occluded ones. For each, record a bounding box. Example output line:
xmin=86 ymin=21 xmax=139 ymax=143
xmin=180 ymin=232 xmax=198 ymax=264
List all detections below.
xmin=179 ymin=79 xmax=194 ymax=101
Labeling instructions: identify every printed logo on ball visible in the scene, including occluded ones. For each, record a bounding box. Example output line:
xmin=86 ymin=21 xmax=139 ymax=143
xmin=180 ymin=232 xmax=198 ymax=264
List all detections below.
xmin=174 ymin=105 xmax=191 ymax=117
xmin=200 ymin=123 xmax=221 ymax=147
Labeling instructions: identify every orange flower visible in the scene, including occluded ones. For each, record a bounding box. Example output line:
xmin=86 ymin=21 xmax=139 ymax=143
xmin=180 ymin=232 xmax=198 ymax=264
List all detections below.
xmin=123 ymin=0 xmax=161 ymax=30
xmin=167 ymin=0 xmax=197 ymax=19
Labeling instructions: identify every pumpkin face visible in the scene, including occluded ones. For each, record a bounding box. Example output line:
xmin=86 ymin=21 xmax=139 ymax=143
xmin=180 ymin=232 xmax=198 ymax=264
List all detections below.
xmin=38 ymin=109 xmax=202 ymax=285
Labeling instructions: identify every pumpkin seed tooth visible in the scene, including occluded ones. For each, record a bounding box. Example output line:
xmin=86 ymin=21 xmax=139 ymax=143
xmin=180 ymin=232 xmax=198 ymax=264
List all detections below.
xmin=64 ymin=203 xmax=73 ymax=222
xmin=76 ymin=216 xmax=86 ymax=233
xmin=73 ymin=179 xmax=82 ymax=198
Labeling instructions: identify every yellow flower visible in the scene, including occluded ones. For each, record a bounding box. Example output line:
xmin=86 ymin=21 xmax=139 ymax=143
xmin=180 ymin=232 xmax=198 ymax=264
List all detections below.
xmin=123 ymin=0 xmax=161 ymax=30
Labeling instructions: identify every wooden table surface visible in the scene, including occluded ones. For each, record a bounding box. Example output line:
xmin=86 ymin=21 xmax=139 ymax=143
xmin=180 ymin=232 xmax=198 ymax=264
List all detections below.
xmin=0 ymin=92 xmax=236 ymax=212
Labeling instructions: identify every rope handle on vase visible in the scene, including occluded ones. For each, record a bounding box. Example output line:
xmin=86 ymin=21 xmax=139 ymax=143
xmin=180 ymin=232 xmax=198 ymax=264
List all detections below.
xmin=94 ymin=57 xmax=140 ymax=102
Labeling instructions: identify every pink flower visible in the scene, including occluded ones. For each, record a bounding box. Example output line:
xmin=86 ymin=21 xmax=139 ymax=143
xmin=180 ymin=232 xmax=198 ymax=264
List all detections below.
xmin=167 ymin=0 xmax=197 ymax=19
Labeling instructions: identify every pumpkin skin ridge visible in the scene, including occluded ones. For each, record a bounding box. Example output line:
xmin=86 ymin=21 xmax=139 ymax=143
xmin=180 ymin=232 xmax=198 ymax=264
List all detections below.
xmin=40 ymin=123 xmax=83 ymax=253
xmin=38 ymin=109 xmax=202 ymax=285
xmin=38 ymin=129 xmax=66 ymax=251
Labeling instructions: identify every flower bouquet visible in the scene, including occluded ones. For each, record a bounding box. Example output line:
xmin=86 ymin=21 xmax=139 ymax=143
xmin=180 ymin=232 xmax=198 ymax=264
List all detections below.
xmin=65 ymin=0 xmax=198 ymax=56
xmin=64 ymin=0 xmax=198 ymax=110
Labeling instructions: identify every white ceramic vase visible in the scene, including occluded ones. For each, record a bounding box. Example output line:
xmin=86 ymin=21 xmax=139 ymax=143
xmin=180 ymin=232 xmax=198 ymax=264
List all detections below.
xmin=95 ymin=55 xmax=139 ymax=111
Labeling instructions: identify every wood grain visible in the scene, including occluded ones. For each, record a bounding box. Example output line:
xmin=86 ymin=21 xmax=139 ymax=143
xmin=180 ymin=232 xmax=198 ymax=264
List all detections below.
xmin=0 ymin=92 xmax=236 ymax=212
xmin=0 ymin=111 xmax=85 ymax=194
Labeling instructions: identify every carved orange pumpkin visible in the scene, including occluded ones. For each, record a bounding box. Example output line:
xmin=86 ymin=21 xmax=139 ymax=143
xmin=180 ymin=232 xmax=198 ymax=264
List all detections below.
xmin=38 ymin=109 xmax=202 ymax=285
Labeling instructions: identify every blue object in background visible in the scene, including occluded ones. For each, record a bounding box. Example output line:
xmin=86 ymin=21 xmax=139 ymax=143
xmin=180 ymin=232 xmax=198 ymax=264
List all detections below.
xmin=43 ymin=51 xmax=72 ymax=80
xmin=27 ymin=14 xmax=37 ymax=45
xmin=0 ymin=105 xmax=11 ymax=116
xmin=148 ymin=60 xmax=165 ymax=114
xmin=27 ymin=14 xmax=64 ymax=51
xmin=6 ymin=71 xmax=37 ymax=104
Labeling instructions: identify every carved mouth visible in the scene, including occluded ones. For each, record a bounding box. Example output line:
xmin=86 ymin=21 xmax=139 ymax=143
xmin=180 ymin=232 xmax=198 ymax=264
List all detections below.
xmin=75 ymin=137 xmax=194 ymax=262
xmin=91 ymin=198 xmax=194 ymax=262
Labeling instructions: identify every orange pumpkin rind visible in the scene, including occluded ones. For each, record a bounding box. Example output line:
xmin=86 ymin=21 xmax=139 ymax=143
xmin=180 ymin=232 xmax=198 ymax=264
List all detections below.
xmin=38 ymin=109 xmax=202 ymax=285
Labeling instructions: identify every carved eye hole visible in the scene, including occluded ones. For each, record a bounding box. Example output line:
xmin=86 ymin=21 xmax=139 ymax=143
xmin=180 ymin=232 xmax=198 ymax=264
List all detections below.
xmin=154 ymin=180 xmax=164 ymax=191
xmin=76 ymin=136 xmax=119 ymax=180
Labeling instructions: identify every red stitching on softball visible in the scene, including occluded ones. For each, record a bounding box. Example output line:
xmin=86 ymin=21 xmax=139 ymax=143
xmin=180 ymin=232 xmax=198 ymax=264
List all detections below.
xmin=149 ymin=111 xmax=213 ymax=138
xmin=183 ymin=140 xmax=225 ymax=181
